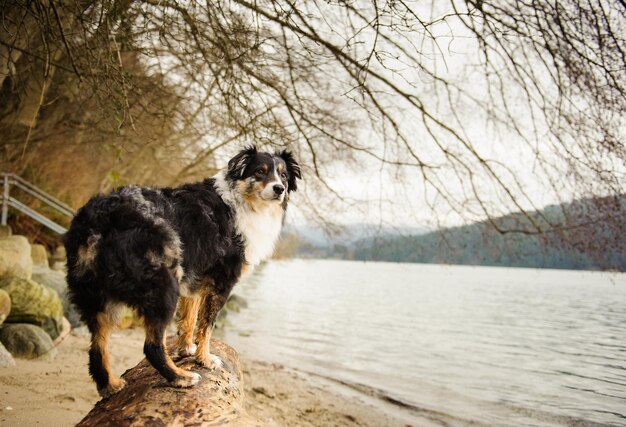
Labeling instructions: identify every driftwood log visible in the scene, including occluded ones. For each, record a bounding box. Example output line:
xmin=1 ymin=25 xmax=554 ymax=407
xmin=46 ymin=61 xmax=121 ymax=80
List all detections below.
xmin=76 ymin=339 xmax=264 ymax=427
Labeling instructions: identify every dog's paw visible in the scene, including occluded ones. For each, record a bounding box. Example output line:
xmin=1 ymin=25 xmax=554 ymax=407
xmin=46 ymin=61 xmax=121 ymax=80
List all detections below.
xmin=98 ymin=378 xmax=126 ymax=398
xmin=196 ymin=353 xmax=223 ymax=370
xmin=178 ymin=343 xmax=197 ymax=357
xmin=170 ymin=372 xmax=202 ymax=388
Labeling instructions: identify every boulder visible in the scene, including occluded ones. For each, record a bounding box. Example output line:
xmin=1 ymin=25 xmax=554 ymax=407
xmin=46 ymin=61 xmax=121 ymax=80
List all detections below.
xmin=214 ymin=294 xmax=247 ymax=330
xmin=31 ymin=265 xmax=81 ymax=327
xmin=215 ymin=306 xmax=228 ymax=330
xmin=53 ymin=245 xmax=66 ymax=259
xmin=30 ymin=244 xmax=49 ymax=267
xmin=49 ymin=245 xmax=66 ymax=265
xmin=119 ymin=306 xmax=142 ymax=329
xmin=0 ymin=235 xmax=33 ymax=279
xmin=51 ymin=261 xmax=66 ymax=272
xmin=0 ymin=288 xmax=10 ymax=325
xmin=0 ymin=341 xmax=15 ymax=367
xmin=226 ymin=293 xmax=248 ymax=311
xmin=0 ymin=323 xmax=57 ymax=360
xmin=71 ymin=325 xmax=89 ymax=337
xmin=0 ymin=276 xmax=63 ymax=339
xmin=31 ymin=266 xmax=66 ymax=295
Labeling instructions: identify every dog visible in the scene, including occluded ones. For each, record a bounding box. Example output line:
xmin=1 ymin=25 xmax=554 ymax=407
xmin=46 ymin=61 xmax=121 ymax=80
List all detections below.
xmin=64 ymin=146 xmax=301 ymax=397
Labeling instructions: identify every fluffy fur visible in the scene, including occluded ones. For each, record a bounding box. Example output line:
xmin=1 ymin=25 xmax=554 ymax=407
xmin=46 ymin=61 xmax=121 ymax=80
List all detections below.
xmin=65 ymin=146 xmax=301 ymax=397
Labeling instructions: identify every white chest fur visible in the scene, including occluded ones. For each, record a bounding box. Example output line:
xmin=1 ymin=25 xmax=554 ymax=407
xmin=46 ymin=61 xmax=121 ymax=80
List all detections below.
xmin=236 ymin=204 xmax=283 ymax=266
xmin=213 ymin=172 xmax=284 ymax=266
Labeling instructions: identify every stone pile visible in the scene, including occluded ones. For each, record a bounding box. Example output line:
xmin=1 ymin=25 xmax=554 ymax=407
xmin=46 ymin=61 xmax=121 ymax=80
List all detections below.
xmin=0 ymin=229 xmax=71 ymax=366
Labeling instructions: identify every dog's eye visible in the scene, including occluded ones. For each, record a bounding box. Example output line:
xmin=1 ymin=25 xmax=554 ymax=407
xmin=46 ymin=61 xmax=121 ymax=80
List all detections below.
xmin=255 ymin=169 xmax=265 ymax=177
xmin=280 ymin=172 xmax=287 ymax=180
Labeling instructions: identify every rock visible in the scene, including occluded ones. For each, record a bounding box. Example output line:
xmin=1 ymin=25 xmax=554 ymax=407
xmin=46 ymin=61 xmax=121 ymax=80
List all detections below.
xmin=30 ymin=244 xmax=49 ymax=267
xmin=214 ymin=294 xmax=247 ymax=330
xmin=0 ymin=289 xmax=10 ymax=326
xmin=49 ymin=245 xmax=66 ymax=266
xmin=0 ymin=225 xmax=11 ymax=237
xmin=71 ymin=325 xmax=89 ymax=337
xmin=31 ymin=266 xmax=66 ymax=295
xmin=0 ymin=276 xmax=64 ymax=339
xmin=224 ymin=300 xmax=240 ymax=313
xmin=252 ymin=386 xmax=275 ymax=399
xmin=227 ymin=293 xmax=248 ymax=310
xmin=53 ymin=245 xmax=66 ymax=259
xmin=51 ymin=261 xmax=66 ymax=272
xmin=0 ymin=235 xmax=33 ymax=279
xmin=76 ymin=339 xmax=263 ymax=426
xmin=119 ymin=306 xmax=142 ymax=329
xmin=215 ymin=307 xmax=228 ymax=330
xmin=31 ymin=265 xmax=81 ymax=327
xmin=0 ymin=323 xmax=57 ymax=360
xmin=0 ymin=341 xmax=15 ymax=367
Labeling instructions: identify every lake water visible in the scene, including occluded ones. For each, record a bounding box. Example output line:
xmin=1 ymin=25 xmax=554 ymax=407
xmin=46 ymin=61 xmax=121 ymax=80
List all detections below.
xmin=222 ymin=259 xmax=626 ymax=426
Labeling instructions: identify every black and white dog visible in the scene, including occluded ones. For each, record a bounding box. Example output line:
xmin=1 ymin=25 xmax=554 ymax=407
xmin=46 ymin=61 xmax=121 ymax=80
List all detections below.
xmin=65 ymin=146 xmax=301 ymax=397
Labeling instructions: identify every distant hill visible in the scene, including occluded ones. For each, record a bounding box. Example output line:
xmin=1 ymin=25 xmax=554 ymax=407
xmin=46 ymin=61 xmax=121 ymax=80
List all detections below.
xmin=285 ymin=223 xmax=429 ymax=247
xmin=289 ymin=196 xmax=625 ymax=271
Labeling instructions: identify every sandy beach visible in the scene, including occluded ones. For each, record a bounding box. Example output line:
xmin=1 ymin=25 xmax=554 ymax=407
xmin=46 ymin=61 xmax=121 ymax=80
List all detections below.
xmin=0 ymin=327 xmax=420 ymax=427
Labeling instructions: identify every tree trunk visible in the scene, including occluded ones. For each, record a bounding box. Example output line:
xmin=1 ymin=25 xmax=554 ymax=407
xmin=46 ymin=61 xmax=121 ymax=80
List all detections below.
xmin=76 ymin=339 xmax=264 ymax=427
xmin=0 ymin=5 xmax=41 ymax=87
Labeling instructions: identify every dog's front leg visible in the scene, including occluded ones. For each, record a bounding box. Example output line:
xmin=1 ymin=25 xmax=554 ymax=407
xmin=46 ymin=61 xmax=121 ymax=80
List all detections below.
xmin=195 ymin=293 xmax=227 ymax=369
xmin=175 ymin=296 xmax=202 ymax=357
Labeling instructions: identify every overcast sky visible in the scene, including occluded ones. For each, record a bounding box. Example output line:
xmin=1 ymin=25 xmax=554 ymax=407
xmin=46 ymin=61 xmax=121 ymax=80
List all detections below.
xmin=213 ymin=2 xmax=625 ymax=231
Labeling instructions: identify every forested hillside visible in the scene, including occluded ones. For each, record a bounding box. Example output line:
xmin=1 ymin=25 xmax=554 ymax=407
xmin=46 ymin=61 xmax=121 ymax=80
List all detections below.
xmin=308 ymin=196 xmax=625 ymax=271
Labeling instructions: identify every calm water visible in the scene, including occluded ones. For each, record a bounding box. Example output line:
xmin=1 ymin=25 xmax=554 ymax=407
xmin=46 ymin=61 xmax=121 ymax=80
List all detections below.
xmin=222 ymin=259 xmax=626 ymax=426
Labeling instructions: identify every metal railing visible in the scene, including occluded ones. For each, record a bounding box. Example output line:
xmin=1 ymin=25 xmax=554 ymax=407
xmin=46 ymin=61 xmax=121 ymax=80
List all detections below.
xmin=1 ymin=173 xmax=75 ymax=234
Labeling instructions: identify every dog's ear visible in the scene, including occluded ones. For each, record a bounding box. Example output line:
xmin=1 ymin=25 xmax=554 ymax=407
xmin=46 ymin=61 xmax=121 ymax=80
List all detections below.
xmin=227 ymin=145 xmax=257 ymax=180
xmin=278 ymin=149 xmax=302 ymax=192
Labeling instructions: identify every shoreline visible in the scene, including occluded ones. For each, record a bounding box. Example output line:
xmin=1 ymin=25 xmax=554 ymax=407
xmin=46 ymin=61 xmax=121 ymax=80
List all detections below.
xmin=0 ymin=327 xmax=428 ymax=427
xmin=0 ymin=327 xmax=593 ymax=427
xmin=236 ymin=356 xmax=474 ymax=427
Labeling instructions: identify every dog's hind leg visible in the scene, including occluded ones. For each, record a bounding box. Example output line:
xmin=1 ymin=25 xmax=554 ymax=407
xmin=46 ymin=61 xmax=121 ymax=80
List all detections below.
xmin=141 ymin=271 xmax=201 ymax=387
xmin=195 ymin=293 xmax=227 ymax=369
xmin=143 ymin=320 xmax=202 ymax=387
xmin=175 ymin=296 xmax=201 ymax=357
xmin=87 ymin=304 xmax=126 ymax=398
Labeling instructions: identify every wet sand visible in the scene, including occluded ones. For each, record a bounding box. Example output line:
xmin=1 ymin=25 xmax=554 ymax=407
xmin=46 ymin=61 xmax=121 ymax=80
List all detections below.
xmin=0 ymin=328 xmax=426 ymax=427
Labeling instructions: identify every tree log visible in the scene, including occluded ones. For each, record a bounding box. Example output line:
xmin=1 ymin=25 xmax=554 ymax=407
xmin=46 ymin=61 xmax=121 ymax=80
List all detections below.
xmin=76 ymin=339 xmax=264 ymax=427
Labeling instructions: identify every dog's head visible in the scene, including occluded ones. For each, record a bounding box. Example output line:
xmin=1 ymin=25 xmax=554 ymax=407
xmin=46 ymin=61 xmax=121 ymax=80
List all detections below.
xmin=226 ymin=146 xmax=302 ymax=206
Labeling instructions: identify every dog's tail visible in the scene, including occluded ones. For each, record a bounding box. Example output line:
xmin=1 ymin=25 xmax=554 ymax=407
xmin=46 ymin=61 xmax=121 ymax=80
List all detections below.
xmin=64 ymin=193 xmax=116 ymax=275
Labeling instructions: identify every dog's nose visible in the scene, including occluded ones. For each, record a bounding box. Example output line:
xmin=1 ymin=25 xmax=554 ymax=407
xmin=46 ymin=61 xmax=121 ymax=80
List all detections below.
xmin=273 ymin=184 xmax=285 ymax=195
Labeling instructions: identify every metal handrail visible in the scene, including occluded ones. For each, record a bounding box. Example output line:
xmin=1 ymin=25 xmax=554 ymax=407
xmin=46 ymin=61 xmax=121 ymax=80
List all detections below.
xmin=8 ymin=173 xmax=75 ymax=217
xmin=1 ymin=173 xmax=75 ymax=235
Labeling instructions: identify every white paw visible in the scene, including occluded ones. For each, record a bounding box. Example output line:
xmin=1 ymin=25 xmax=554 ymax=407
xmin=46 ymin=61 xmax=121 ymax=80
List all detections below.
xmin=179 ymin=343 xmax=197 ymax=357
xmin=189 ymin=372 xmax=202 ymax=385
xmin=171 ymin=372 xmax=202 ymax=388
xmin=198 ymin=353 xmax=223 ymax=370
xmin=210 ymin=354 xmax=223 ymax=369
xmin=98 ymin=378 xmax=126 ymax=398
